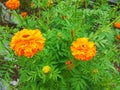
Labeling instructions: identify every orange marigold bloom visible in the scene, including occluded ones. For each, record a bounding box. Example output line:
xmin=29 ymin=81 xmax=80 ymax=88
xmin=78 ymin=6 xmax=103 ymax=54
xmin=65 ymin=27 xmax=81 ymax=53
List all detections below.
xmin=70 ymin=38 xmax=96 ymax=61
xmin=5 ymin=0 xmax=20 ymax=10
xmin=116 ymin=35 xmax=120 ymax=40
xmin=65 ymin=60 xmax=74 ymax=70
xmin=66 ymin=64 xmax=74 ymax=70
xmin=10 ymin=29 xmax=45 ymax=58
xmin=114 ymin=22 xmax=120 ymax=29
xmin=21 ymin=12 xmax=28 ymax=18
xmin=65 ymin=60 xmax=72 ymax=65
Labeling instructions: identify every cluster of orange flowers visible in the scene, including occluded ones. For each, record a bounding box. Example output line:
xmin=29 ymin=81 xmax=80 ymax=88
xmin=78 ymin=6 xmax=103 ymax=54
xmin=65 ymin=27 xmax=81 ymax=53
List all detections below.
xmin=70 ymin=38 xmax=96 ymax=61
xmin=10 ymin=29 xmax=45 ymax=58
xmin=5 ymin=0 xmax=20 ymax=10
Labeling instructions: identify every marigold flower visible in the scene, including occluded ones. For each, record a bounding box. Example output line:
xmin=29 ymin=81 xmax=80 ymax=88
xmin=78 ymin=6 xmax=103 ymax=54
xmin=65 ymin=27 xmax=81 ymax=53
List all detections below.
xmin=10 ymin=29 xmax=45 ymax=58
xmin=5 ymin=0 xmax=20 ymax=10
xmin=65 ymin=60 xmax=74 ymax=70
xmin=116 ymin=35 xmax=120 ymax=40
xmin=30 ymin=2 xmax=35 ymax=7
xmin=21 ymin=12 xmax=28 ymax=18
xmin=114 ymin=22 xmax=120 ymax=29
xmin=62 ymin=16 xmax=68 ymax=20
xmin=66 ymin=64 xmax=74 ymax=70
xmin=93 ymin=69 xmax=99 ymax=74
xmin=48 ymin=0 xmax=53 ymax=7
xmin=42 ymin=65 xmax=51 ymax=74
xmin=70 ymin=38 xmax=96 ymax=61
xmin=65 ymin=60 xmax=72 ymax=65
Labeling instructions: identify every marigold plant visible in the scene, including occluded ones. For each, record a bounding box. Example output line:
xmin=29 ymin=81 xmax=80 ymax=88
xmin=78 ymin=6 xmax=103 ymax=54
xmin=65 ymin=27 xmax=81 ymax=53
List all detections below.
xmin=10 ymin=29 xmax=45 ymax=58
xmin=1 ymin=0 xmax=120 ymax=90
xmin=5 ymin=0 xmax=20 ymax=10
xmin=70 ymin=38 xmax=96 ymax=61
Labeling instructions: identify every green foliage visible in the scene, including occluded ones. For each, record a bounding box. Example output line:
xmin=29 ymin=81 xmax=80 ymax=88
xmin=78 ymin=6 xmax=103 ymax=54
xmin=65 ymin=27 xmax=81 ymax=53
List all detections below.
xmin=0 ymin=0 xmax=120 ymax=90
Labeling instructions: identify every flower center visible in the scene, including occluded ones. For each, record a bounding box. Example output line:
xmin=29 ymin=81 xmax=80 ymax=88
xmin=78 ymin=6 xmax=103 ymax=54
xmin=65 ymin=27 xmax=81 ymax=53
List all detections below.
xmin=22 ymin=34 xmax=30 ymax=38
